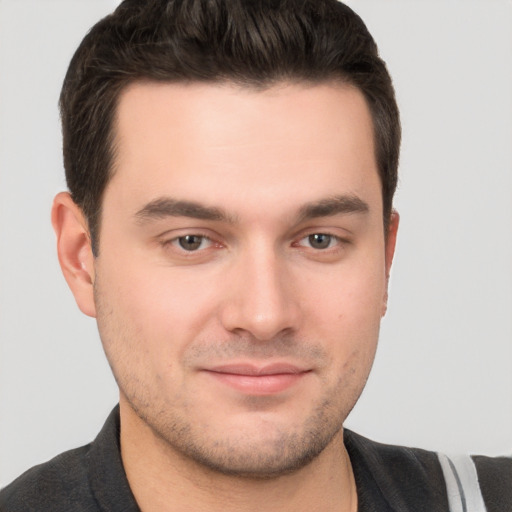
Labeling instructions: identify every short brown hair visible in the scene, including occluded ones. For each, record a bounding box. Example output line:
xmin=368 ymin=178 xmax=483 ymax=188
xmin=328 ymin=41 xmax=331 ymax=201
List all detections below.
xmin=60 ymin=0 xmax=400 ymax=254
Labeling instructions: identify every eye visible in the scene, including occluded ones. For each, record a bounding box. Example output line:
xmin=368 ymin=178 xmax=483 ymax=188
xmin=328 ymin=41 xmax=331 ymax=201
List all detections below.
xmin=173 ymin=235 xmax=211 ymax=251
xmin=299 ymin=233 xmax=339 ymax=250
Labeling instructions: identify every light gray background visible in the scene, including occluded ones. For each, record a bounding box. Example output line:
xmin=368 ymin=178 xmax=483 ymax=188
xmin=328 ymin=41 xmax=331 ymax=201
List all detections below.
xmin=1 ymin=0 xmax=511 ymax=487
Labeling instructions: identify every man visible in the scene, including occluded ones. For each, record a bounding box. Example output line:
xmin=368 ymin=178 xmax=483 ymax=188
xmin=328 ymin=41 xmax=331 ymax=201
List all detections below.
xmin=1 ymin=0 xmax=510 ymax=510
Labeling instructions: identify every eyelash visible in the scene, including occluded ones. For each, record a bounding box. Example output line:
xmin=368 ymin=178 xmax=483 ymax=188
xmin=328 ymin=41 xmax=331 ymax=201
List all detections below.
xmin=161 ymin=231 xmax=348 ymax=256
xmin=162 ymin=233 xmax=219 ymax=255
xmin=295 ymin=233 xmax=343 ymax=251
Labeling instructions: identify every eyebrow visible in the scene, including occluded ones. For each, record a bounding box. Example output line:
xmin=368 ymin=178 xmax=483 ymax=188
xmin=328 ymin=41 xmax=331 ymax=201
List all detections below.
xmin=134 ymin=194 xmax=369 ymax=225
xmin=296 ymin=195 xmax=369 ymax=223
xmin=134 ymin=197 xmax=236 ymax=224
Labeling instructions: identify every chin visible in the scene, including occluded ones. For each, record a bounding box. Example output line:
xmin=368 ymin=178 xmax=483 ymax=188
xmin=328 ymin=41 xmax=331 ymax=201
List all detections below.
xmin=169 ymin=426 xmax=341 ymax=479
xmin=134 ymin=396 xmax=348 ymax=479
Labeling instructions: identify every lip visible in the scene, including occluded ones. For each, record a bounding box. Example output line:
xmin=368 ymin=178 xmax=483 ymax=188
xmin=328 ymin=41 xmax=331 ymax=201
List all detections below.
xmin=202 ymin=363 xmax=311 ymax=395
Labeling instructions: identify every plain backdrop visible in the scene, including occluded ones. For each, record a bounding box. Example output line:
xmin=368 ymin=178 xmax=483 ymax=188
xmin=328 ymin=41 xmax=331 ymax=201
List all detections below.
xmin=0 ymin=0 xmax=511 ymax=487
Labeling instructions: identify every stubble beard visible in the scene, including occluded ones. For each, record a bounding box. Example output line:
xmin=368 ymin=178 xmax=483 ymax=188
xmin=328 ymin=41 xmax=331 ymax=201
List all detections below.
xmin=121 ymin=378 xmax=353 ymax=480
xmin=94 ymin=282 xmax=369 ymax=480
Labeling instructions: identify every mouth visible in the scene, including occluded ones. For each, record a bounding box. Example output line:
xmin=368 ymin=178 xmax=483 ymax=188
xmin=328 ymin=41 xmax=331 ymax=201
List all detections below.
xmin=201 ymin=363 xmax=312 ymax=395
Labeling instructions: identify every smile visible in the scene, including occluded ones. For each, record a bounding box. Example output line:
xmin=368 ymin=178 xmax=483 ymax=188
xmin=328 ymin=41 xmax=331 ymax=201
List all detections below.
xmin=202 ymin=363 xmax=312 ymax=395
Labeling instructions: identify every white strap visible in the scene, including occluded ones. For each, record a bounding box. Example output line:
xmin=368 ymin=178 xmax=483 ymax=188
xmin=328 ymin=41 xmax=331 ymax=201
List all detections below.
xmin=437 ymin=453 xmax=487 ymax=512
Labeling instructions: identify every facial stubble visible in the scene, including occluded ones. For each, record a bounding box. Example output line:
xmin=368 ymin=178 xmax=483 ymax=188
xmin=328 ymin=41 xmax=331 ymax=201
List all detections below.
xmin=94 ymin=277 xmax=373 ymax=479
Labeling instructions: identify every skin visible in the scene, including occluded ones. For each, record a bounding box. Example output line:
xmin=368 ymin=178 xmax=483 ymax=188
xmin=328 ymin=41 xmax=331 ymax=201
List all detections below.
xmin=52 ymin=81 xmax=398 ymax=512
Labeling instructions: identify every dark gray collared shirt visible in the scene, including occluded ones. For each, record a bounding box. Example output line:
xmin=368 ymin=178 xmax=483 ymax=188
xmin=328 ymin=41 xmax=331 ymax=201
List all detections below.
xmin=1 ymin=406 xmax=510 ymax=511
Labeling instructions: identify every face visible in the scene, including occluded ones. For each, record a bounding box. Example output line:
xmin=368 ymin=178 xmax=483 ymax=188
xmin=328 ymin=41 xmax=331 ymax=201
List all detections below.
xmin=86 ymin=82 xmax=397 ymax=477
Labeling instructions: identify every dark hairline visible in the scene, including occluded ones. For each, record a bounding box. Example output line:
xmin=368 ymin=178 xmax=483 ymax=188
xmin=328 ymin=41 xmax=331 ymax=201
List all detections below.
xmin=90 ymin=76 xmax=389 ymax=255
xmin=61 ymin=0 xmax=400 ymax=256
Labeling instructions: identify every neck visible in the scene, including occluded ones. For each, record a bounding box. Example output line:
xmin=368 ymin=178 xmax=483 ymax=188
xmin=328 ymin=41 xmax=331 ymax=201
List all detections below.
xmin=120 ymin=401 xmax=357 ymax=512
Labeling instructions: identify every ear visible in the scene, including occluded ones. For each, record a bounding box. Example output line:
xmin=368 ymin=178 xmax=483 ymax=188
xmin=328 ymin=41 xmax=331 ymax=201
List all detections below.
xmin=382 ymin=210 xmax=399 ymax=317
xmin=51 ymin=192 xmax=97 ymax=317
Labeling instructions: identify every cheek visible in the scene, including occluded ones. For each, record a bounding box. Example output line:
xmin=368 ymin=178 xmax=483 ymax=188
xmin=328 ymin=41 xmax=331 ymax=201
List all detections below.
xmin=305 ymin=256 xmax=386 ymax=364
xmin=306 ymin=256 xmax=387 ymax=326
xmin=93 ymin=267 xmax=190 ymax=402
xmin=95 ymin=257 xmax=223 ymax=357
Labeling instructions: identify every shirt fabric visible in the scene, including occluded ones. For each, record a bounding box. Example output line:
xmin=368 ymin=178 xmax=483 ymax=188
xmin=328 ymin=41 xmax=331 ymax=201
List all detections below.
xmin=1 ymin=406 xmax=511 ymax=511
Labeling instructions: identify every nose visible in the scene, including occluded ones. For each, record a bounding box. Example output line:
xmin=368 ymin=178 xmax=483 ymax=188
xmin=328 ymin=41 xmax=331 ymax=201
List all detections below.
xmin=219 ymin=247 xmax=301 ymax=341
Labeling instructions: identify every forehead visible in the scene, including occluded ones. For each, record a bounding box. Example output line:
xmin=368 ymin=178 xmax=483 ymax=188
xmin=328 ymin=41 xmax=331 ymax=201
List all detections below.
xmin=114 ymin=80 xmax=374 ymax=154
xmin=108 ymin=80 xmax=380 ymax=218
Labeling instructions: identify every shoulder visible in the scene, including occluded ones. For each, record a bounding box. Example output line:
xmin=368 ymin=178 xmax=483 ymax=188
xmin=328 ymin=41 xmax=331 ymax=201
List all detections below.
xmin=345 ymin=429 xmax=448 ymax=511
xmin=0 ymin=407 xmax=137 ymax=512
xmin=344 ymin=428 xmax=447 ymax=482
xmin=344 ymin=429 xmax=512 ymax=512
xmin=473 ymin=454 xmax=512 ymax=512
xmin=0 ymin=444 xmax=98 ymax=512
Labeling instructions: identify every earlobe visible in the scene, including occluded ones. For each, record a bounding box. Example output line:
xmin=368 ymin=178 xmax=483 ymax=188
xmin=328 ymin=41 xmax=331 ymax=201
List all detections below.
xmin=382 ymin=210 xmax=399 ymax=317
xmin=51 ymin=192 xmax=97 ymax=318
